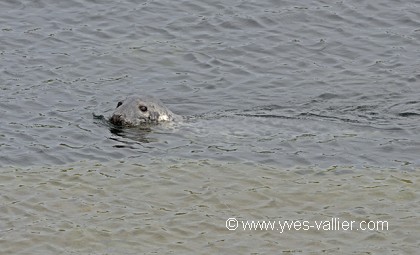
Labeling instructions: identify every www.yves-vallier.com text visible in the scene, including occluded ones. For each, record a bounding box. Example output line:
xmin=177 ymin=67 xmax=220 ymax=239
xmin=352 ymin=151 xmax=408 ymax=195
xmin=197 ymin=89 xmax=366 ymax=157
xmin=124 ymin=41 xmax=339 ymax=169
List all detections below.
xmin=226 ymin=218 xmax=389 ymax=233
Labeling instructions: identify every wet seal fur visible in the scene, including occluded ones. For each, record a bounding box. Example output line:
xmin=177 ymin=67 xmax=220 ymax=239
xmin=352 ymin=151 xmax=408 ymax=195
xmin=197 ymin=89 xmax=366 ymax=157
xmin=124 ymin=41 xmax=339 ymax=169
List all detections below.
xmin=109 ymin=96 xmax=180 ymax=127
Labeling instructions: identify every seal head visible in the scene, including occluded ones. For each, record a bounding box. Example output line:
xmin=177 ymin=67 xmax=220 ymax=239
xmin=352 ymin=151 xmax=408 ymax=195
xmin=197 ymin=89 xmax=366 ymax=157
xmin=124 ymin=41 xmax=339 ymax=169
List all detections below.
xmin=109 ymin=96 xmax=179 ymax=127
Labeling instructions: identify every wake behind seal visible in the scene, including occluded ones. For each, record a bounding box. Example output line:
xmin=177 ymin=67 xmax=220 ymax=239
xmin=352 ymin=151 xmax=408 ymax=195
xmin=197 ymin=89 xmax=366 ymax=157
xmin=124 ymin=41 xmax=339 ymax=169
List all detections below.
xmin=109 ymin=96 xmax=181 ymax=127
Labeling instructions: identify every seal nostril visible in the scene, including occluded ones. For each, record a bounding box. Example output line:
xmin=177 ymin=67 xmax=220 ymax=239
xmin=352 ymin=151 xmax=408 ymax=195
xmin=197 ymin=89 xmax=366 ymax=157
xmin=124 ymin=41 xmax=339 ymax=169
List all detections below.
xmin=110 ymin=114 xmax=125 ymax=126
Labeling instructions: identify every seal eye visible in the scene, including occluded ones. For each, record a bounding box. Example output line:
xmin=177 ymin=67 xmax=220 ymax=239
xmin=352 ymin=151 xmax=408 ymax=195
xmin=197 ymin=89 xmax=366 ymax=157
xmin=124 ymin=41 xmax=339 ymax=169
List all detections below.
xmin=139 ymin=105 xmax=148 ymax=112
xmin=116 ymin=101 xmax=123 ymax=108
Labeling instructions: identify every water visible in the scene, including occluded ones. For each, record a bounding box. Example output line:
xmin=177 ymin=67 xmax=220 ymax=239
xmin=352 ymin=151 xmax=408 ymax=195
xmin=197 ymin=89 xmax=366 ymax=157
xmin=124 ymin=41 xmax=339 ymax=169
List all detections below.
xmin=0 ymin=0 xmax=419 ymax=254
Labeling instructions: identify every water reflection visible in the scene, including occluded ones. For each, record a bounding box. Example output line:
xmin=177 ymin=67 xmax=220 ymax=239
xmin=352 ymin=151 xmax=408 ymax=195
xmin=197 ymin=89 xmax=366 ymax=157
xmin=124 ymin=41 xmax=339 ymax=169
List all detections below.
xmin=109 ymin=126 xmax=154 ymax=144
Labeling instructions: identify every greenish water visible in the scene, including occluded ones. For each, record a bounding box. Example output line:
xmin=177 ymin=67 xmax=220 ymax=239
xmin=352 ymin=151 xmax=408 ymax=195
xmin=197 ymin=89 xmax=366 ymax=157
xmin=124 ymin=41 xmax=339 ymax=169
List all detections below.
xmin=0 ymin=160 xmax=418 ymax=254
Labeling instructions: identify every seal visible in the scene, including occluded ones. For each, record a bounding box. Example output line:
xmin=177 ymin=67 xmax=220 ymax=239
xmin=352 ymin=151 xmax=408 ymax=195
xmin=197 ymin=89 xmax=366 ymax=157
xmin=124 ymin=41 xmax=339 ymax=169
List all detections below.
xmin=109 ymin=96 xmax=180 ymax=127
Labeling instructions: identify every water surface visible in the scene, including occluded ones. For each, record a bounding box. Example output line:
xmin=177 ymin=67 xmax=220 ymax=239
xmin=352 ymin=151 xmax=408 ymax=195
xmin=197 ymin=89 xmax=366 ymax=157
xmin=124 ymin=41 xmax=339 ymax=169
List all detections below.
xmin=0 ymin=0 xmax=419 ymax=254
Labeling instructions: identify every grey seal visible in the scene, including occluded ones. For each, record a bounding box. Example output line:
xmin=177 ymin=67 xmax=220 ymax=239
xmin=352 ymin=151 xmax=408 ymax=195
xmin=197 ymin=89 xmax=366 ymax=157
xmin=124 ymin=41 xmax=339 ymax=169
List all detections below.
xmin=109 ymin=96 xmax=180 ymax=126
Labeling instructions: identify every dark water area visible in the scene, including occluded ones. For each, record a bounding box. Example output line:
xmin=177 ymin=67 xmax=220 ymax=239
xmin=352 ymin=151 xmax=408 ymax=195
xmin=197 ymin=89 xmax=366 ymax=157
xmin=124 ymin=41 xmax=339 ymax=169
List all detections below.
xmin=1 ymin=0 xmax=419 ymax=169
xmin=0 ymin=0 xmax=419 ymax=254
